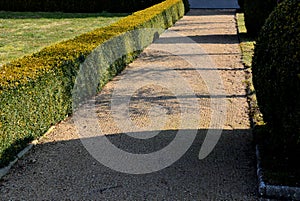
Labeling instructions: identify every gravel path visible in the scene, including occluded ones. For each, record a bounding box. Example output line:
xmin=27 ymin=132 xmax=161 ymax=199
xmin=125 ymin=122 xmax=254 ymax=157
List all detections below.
xmin=0 ymin=9 xmax=268 ymax=200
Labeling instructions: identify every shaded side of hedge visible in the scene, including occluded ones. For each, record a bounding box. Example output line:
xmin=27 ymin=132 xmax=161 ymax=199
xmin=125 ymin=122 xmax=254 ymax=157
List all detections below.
xmin=244 ymin=0 xmax=278 ymax=36
xmin=0 ymin=0 xmax=186 ymax=167
xmin=0 ymin=0 xmax=164 ymax=13
xmin=252 ymin=0 xmax=300 ymax=159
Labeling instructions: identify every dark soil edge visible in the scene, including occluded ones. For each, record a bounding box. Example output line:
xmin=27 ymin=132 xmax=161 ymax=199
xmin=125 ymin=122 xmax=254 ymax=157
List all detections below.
xmin=256 ymin=145 xmax=300 ymax=200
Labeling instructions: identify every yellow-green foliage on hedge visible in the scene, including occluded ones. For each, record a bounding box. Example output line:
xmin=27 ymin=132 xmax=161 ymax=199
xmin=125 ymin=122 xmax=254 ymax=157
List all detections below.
xmin=0 ymin=0 xmax=186 ymax=167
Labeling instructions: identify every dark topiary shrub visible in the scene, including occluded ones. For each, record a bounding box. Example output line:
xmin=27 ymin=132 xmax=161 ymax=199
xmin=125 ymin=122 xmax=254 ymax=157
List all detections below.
xmin=238 ymin=0 xmax=244 ymax=10
xmin=244 ymin=0 xmax=278 ymax=36
xmin=252 ymin=0 xmax=300 ymax=160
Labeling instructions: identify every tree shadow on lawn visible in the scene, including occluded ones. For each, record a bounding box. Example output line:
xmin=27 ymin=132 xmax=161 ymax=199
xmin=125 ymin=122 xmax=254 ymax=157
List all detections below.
xmin=0 ymin=11 xmax=128 ymax=19
xmin=0 ymin=128 xmax=259 ymax=200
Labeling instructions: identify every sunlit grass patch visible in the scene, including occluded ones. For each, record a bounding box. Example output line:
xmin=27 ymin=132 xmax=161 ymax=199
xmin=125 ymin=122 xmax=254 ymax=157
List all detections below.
xmin=236 ymin=13 xmax=255 ymax=68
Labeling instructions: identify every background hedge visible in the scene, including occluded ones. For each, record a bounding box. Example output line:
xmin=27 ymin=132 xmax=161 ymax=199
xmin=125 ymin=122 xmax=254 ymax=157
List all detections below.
xmin=244 ymin=0 xmax=278 ymax=36
xmin=252 ymin=0 xmax=300 ymax=161
xmin=238 ymin=0 xmax=244 ymax=10
xmin=0 ymin=0 xmax=164 ymax=13
xmin=0 ymin=0 xmax=187 ymax=167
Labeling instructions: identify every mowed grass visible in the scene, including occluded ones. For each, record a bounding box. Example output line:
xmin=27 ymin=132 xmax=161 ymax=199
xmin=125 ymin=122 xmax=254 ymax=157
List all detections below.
xmin=0 ymin=11 xmax=128 ymax=66
xmin=236 ymin=13 xmax=255 ymax=68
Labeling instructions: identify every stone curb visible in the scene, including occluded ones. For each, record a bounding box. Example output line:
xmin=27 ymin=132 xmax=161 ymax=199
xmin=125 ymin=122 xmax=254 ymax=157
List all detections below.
xmin=256 ymin=145 xmax=300 ymax=200
xmin=0 ymin=126 xmax=55 ymax=180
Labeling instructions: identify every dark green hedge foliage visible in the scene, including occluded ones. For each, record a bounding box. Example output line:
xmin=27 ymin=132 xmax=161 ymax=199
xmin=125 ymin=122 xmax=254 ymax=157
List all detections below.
xmin=182 ymin=0 xmax=190 ymax=13
xmin=252 ymin=0 xmax=300 ymax=159
xmin=0 ymin=0 xmax=185 ymax=167
xmin=0 ymin=0 xmax=164 ymax=13
xmin=244 ymin=0 xmax=278 ymax=36
xmin=238 ymin=0 xmax=244 ymax=10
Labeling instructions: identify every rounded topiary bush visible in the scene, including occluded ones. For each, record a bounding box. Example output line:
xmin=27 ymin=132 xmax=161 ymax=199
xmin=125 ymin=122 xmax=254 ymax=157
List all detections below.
xmin=244 ymin=0 xmax=278 ymax=36
xmin=252 ymin=0 xmax=300 ymax=158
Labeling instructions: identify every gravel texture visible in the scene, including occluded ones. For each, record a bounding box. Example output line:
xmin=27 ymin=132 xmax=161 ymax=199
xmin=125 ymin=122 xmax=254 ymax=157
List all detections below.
xmin=0 ymin=9 xmax=274 ymax=200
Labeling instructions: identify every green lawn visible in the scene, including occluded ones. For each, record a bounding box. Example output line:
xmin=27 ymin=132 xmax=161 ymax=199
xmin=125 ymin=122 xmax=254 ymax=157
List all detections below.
xmin=0 ymin=11 xmax=127 ymax=66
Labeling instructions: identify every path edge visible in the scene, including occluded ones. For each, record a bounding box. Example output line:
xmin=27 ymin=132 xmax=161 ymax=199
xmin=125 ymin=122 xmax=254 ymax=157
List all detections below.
xmin=256 ymin=145 xmax=300 ymax=200
xmin=0 ymin=126 xmax=55 ymax=180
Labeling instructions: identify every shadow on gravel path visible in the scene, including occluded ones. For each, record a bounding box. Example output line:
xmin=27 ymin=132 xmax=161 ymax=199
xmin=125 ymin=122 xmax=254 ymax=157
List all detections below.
xmin=1 ymin=126 xmax=257 ymax=200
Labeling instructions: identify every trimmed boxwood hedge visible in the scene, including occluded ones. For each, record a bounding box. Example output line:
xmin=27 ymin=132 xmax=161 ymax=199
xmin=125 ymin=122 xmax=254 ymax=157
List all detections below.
xmin=0 ymin=0 xmax=187 ymax=167
xmin=0 ymin=0 xmax=164 ymax=13
xmin=252 ymin=0 xmax=300 ymax=160
xmin=244 ymin=0 xmax=278 ymax=36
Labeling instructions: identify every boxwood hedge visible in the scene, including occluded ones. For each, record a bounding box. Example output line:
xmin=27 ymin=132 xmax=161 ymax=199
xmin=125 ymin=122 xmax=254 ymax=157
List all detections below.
xmin=252 ymin=0 xmax=300 ymax=160
xmin=0 ymin=0 xmax=187 ymax=167
xmin=244 ymin=0 xmax=278 ymax=36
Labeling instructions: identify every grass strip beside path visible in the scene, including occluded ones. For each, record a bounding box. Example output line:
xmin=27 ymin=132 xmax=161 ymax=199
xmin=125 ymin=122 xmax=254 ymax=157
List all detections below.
xmin=236 ymin=13 xmax=255 ymax=68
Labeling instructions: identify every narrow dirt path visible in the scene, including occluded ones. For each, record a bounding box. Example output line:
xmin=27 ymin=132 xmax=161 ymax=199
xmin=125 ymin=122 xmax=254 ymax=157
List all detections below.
xmin=0 ymin=10 xmax=264 ymax=200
